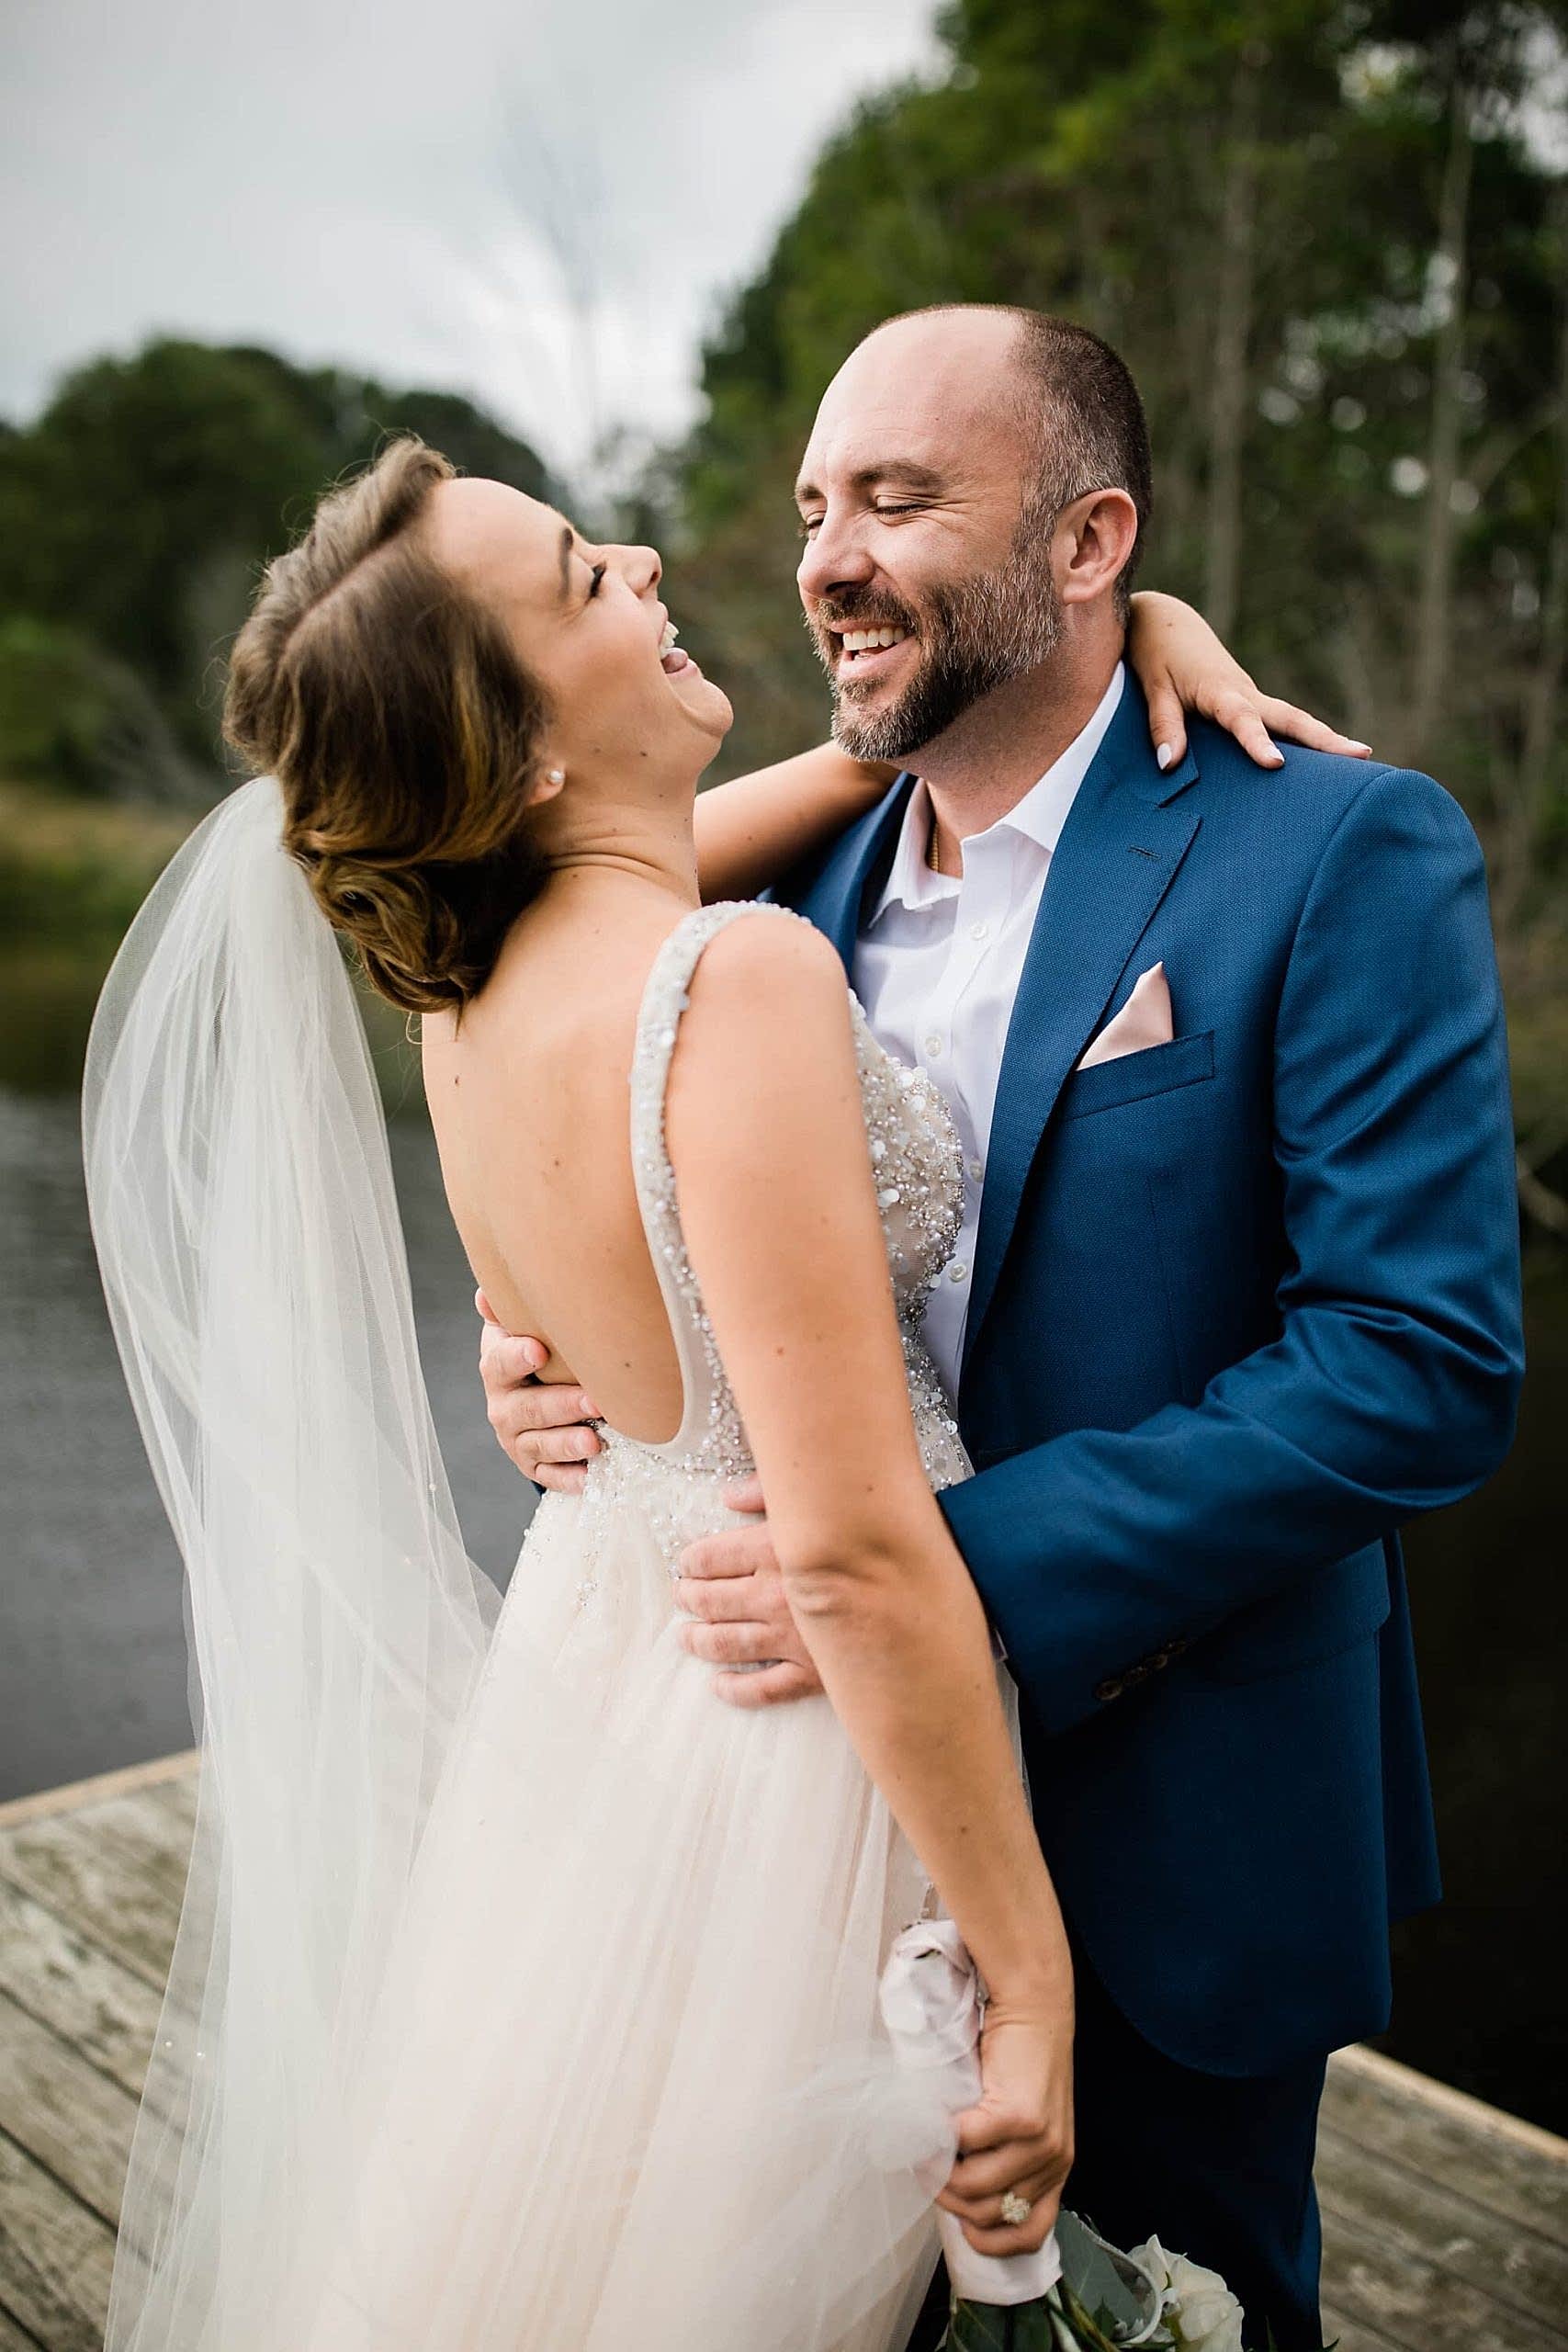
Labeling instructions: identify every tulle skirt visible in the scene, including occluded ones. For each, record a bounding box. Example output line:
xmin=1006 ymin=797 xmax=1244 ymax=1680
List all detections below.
xmin=287 ymin=1432 xmax=987 ymax=2352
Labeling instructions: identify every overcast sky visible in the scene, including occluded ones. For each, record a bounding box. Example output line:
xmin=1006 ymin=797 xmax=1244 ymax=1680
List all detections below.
xmin=2 ymin=0 xmax=944 ymax=486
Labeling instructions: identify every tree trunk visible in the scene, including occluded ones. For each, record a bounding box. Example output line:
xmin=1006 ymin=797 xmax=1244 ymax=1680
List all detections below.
xmin=1202 ymin=44 xmax=1263 ymax=639
xmin=1408 ymin=54 xmax=1474 ymax=767
xmin=1501 ymin=188 xmax=1568 ymax=933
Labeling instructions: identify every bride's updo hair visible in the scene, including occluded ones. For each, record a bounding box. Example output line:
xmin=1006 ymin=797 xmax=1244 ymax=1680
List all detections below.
xmin=224 ymin=436 xmax=551 ymax=1013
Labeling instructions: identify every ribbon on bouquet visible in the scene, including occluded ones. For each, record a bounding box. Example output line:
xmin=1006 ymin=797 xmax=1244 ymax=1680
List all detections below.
xmin=878 ymin=1917 xmax=1064 ymax=2309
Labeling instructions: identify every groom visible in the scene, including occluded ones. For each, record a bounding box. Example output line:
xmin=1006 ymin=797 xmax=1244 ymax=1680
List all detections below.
xmin=480 ymin=306 xmax=1523 ymax=2347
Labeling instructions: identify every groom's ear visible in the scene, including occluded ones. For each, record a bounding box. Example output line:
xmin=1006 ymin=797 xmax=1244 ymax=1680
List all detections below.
xmin=1055 ymin=486 xmax=1139 ymax=609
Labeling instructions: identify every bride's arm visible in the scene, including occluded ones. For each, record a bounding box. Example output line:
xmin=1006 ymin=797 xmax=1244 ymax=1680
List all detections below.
xmin=691 ymin=596 xmax=1371 ymax=902
xmin=694 ymin=746 xmax=896 ymax=901
xmin=1125 ymin=589 xmax=1371 ymax=770
xmin=667 ymin=909 xmax=1073 ymax=2251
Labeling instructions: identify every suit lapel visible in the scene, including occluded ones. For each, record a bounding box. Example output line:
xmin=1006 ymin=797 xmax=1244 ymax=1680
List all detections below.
xmin=962 ymin=691 xmax=1201 ymax=1382
xmin=787 ymin=772 xmax=918 ymax=970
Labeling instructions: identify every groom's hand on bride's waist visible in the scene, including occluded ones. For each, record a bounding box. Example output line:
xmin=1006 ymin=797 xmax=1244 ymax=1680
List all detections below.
xmin=477 ymin=1291 xmax=603 ymax=1494
xmin=476 ymin=1297 xmax=822 ymax=1704
xmin=674 ymin=1480 xmax=825 ymax=1710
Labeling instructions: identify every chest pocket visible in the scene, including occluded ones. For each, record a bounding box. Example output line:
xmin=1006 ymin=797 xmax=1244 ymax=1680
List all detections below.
xmin=1059 ymin=1029 xmax=1215 ymax=1120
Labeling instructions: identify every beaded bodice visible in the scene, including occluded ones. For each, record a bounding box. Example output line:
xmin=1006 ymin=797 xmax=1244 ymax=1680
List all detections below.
xmin=607 ymin=900 xmax=969 ymax=1510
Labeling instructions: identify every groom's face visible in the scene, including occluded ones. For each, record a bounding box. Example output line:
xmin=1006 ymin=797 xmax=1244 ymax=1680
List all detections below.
xmin=795 ymin=312 xmax=1059 ymax=762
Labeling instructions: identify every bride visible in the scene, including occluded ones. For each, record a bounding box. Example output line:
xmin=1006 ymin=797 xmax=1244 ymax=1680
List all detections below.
xmin=85 ymin=437 xmax=1357 ymax=2351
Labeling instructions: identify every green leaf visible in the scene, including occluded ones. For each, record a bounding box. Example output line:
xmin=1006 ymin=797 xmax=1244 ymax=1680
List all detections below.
xmin=1055 ymin=2211 xmax=1164 ymax=2339
xmin=942 ymin=2278 xmax=1169 ymax=2352
xmin=1057 ymin=2275 xmax=1137 ymax=2350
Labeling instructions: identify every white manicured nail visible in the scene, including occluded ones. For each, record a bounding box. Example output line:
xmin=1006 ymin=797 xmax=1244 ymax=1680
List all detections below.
xmin=1156 ymin=742 xmax=1174 ymax=771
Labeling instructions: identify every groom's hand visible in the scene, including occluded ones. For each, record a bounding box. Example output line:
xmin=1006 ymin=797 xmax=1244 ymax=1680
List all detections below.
xmin=674 ymin=1479 xmax=826 ymax=1709
xmin=476 ymin=1290 xmax=603 ymax=1493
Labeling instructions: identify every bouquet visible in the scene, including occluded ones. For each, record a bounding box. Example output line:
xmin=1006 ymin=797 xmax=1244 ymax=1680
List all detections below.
xmin=880 ymin=1922 xmax=1327 ymax=2352
xmin=937 ymin=2212 xmax=1247 ymax=2349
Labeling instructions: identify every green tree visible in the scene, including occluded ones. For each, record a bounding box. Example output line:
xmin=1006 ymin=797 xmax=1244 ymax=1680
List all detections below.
xmin=655 ymin=0 xmax=1568 ymax=1212
xmin=0 ymin=338 xmax=550 ymax=786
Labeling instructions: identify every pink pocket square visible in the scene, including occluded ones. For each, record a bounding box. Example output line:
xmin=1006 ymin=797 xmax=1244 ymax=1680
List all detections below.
xmin=1076 ymin=963 xmax=1174 ymax=1071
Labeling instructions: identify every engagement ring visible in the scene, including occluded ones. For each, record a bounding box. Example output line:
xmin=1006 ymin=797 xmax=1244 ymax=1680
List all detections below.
xmin=998 ymin=2191 xmax=1032 ymax=2226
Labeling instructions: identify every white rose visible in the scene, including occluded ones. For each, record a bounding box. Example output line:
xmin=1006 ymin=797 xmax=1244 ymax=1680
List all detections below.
xmin=1127 ymin=2236 xmax=1247 ymax=2352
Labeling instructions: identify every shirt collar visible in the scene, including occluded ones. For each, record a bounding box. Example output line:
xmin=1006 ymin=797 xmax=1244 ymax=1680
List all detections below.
xmin=868 ymin=659 xmax=1126 ymax=926
xmin=997 ymin=660 xmax=1125 ymax=855
xmin=874 ymin=778 xmax=961 ymax=917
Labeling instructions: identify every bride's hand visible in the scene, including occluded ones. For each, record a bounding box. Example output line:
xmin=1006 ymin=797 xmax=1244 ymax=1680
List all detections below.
xmin=935 ymin=1986 xmax=1075 ymax=2256
xmin=1126 ymin=588 xmax=1372 ymax=774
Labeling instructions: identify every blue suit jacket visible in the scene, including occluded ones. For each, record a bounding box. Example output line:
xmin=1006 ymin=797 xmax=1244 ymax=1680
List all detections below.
xmin=773 ymin=676 xmax=1524 ymax=2076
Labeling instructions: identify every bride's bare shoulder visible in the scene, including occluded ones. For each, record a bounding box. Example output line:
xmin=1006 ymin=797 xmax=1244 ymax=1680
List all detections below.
xmin=424 ymin=900 xmax=847 ymax=1108
xmin=426 ymin=898 xmax=674 ymax=1065
xmin=681 ymin=902 xmax=846 ymax=1016
xmin=666 ymin=906 xmax=859 ymax=1153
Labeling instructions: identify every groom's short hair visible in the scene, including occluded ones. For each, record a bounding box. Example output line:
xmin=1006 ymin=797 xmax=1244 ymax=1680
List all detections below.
xmin=888 ymin=305 xmax=1153 ymax=613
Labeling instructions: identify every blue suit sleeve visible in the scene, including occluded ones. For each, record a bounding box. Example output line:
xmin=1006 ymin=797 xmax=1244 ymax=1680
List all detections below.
xmin=939 ymin=764 xmax=1524 ymax=1736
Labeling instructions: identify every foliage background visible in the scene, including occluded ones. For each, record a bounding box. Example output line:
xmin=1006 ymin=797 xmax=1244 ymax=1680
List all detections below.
xmin=1 ymin=0 xmax=1563 ymax=2125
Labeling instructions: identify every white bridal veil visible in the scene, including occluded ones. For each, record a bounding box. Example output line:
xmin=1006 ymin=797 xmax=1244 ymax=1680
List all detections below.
xmin=83 ymin=775 xmax=502 ymax=2348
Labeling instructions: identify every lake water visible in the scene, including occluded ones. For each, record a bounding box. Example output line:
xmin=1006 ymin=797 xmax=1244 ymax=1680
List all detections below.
xmin=0 ymin=1087 xmax=537 ymax=1794
xmin=1 ymin=1080 xmax=1562 ymax=2134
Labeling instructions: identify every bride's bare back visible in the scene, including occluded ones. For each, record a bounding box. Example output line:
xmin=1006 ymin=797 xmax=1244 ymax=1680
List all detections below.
xmin=422 ymin=874 xmax=696 ymax=1445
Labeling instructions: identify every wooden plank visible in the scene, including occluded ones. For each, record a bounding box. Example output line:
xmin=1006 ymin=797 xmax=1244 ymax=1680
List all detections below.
xmin=1324 ymin=2045 xmax=1568 ymax=2245
xmin=1317 ymin=2114 xmax=1568 ymax=2333
xmin=0 ymin=1804 xmax=184 ymax=1991
xmin=1321 ymin=2196 xmax=1568 ymax=2352
xmin=71 ymin=1788 xmax=195 ymax=1898
xmin=1319 ymin=2300 xmax=1404 ymax=2352
xmin=1331 ymin=2042 xmax=1568 ymax=2165
xmin=0 ymin=1751 xmax=197 ymax=1833
xmin=0 ymin=2130 xmax=117 ymax=2352
xmin=0 ymin=2304 xmax=48 ymax=2351
xmin=0 ymin=1875 xmax=165 ymax=2105
xmin=138 ymin=1765 xmax=198 ymax=1839
xmin=0 ymin=1988 xmax=149 ymax=2230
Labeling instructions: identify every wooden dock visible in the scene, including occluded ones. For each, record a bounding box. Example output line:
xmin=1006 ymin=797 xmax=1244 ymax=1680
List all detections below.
xmin=0 ymin=1752 xmax=1563 ymax=2351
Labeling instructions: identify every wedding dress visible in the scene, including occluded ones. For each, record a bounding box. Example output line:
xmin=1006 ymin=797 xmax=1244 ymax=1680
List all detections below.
xmin=295 ymin=900 xmax=1024 ymax=2351
xmin=85 ymin=782 xmax=1026 ymax=2352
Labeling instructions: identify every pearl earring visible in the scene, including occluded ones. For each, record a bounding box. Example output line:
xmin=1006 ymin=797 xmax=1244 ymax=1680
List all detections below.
xmin=546 ymin=767 xmax=566 ymax=786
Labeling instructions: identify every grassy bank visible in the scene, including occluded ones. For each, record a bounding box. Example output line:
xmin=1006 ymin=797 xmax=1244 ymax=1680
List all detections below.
xmin=0 ymin=781 xmax=420 ymax=1102
xmin=0 ymin=781 xmax=191 ymax=944
xmin=0 ymin=783 xmax=192 ymax=1091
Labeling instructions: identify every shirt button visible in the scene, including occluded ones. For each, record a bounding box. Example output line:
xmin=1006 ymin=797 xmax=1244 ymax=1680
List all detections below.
xmin=947 ymin=1260 xmax=968 ymax=1284
xmin=967 ymin=1158 xmax=984 ymax=1182
xmin=969 ymin=920 xmax=988 ymax=942
xmin=924 ymin=1034 xmax=944 ymax=1058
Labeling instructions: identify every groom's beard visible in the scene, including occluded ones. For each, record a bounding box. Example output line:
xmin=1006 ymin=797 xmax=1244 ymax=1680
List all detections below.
xmin=816 ymin=521 xmax=1064 ymax=764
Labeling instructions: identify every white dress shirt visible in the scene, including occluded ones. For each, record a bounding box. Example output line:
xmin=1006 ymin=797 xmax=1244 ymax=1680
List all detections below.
xmin=852 ymin=661 xmax=1126 ymax=1399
